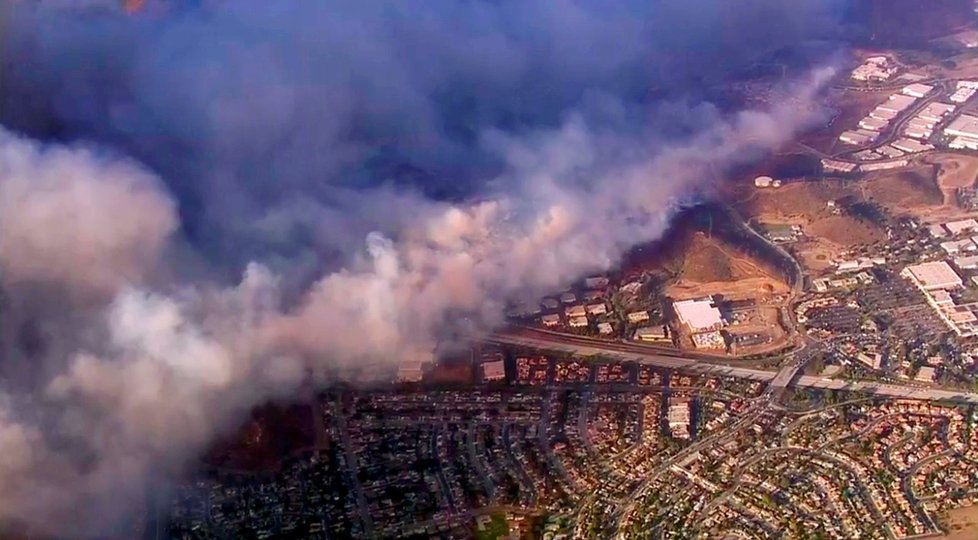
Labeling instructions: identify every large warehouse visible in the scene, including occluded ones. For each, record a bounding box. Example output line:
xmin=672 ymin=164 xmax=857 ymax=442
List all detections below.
xmin=945 ymin=114 xmax=978 ymax=141
xmin=673 ymin=298 xmax=725 ymax=332
xmin=901 ymin=261 xmax=964 ymax=291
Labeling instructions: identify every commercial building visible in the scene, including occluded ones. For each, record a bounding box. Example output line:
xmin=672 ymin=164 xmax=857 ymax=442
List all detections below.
xmin=870 ymin=107 xmax=899 ymax=121
xmin=951 ymin=81 xmax=978 ymax=103
xmin=634 ymin=325 xmax=669 ymax=342
xmin=877 ymin=145 xmax=904 ymax=159
xmin=945 ymin=218 xmax=978 ymax=236
xmin=901 ymin=261 xmax=964 ymax=291
xmin=878 ymin=94 xmax=917 ymax=113
xmin=859 ymin=117 xmax=889 ymax=131
xmin=860 ymin=159 xmax=908 ymax=172
xmin=892 ymin=138 xmax=933 ymax=153
xmin=839 ymin=130 xmax=875 ymax=145
xmin=822 ymin=159 xmax=857 ymax=173
xmin=667 ymin=400 xmax=691 ymax=439
xmin=481 ymin=360 xmax=506 ymax=382
xmin=916 ymin=366 xmax=937 ymax=383
xmin=940 ymin=238 xmax=978 ymax=255
xmin=950 ymin=137 xmax=978 ymax=151
xmin=953 ymin=255 xmax=978 ymax=271
xmin=928 ymin=224 xmax=948 ymax=238
xmin=945 ymin=114 xmax=978 ymax=141
xmin=902 ymin=83 xmax=934 ymax=98
xmin=673 ymin=298 xmax=725 ymax=332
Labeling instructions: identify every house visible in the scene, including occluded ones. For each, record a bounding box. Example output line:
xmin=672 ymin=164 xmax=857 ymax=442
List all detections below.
xmin=627 ymin=311 xmax=650 ymax=324
xmin=634 ymin=326 xmax=669 ymax=342
xmin=565 ymin=305 xmax=587 ymax=318
xmin=586 ymin=303 xmax=608 ymax=316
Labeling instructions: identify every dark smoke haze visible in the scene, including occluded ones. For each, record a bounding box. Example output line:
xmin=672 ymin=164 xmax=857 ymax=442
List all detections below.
xmin=0 ymin=0 xmax=844 ymax=535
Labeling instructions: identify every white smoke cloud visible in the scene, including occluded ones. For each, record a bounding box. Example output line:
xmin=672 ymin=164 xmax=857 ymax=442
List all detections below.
xmin=0 ymin=129 xmax=177 ymax=298
xmin=0 ymin=67 xmax=831 ymax=535
xmin=0 ymin=0 xmax=843 ymax=533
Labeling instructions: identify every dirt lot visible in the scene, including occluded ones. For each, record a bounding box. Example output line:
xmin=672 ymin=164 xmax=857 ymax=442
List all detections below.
xmin=792 ymin=239 xmax=839 ymax=273
xmin=735 ymin=179 xmax=887 ymax=273
xmin=859 ymin=167 xmax=944 ymax=212
xmin=738 ymin=180 xmax=850 ymax=223
xmin=662 ymin=232 xmax=789 ymax=300
xmin=938 ymin=504 xmax=978 ymax=539
xmin=805 ymin=215 xmax=884 ymax=246
xmin=667 ymin=276 xmax=789 ymax=301
xmin=927 ymin=153 xmax=978 ymax=206
xmin=679 ymin=233 xmax=765 ymax=284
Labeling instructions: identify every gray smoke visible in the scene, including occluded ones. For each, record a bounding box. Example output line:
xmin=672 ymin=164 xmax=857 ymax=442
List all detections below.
xmin=0 ymin=0 xmax=844 ymax=535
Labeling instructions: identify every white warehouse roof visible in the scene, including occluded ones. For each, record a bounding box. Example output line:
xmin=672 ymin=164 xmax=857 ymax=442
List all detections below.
xmin=902 ymin=83 xmax=934 ymax=97
xmin=673 ymin=298 xmax=724 ymax=332
xmin=946 ymin=114 xmax=978 ymax=140
xmin=902 ymin=261 xmax=963 ymax=291
xmin=879 ymin=94 xmax=917 ymax=113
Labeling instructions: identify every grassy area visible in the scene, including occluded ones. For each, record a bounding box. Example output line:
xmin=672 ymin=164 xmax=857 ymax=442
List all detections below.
xmin=474 ymin=513 xmax=510 ymax=540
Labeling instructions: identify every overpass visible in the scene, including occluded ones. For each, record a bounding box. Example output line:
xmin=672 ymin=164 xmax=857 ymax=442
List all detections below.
xmin=487 ymin=332 xmax=978 ymax=404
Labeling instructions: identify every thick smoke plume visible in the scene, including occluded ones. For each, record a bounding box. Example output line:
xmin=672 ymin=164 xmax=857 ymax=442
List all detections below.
xmin=0 ymin=0 xmax=843 ymax=535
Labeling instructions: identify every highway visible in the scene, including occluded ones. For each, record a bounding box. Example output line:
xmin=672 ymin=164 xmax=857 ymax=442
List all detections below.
xmin=488 ymin=331 xmax=978 ymax=404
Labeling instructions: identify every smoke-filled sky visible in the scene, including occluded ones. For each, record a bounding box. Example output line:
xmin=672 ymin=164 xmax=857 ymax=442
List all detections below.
xmin=0 ymin=0 xmax=846 ymax=535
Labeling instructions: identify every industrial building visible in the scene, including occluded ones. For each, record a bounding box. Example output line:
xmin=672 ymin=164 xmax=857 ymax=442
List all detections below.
xmin=878 ymin=94 xmax=917 ymax=113
xmin=877 ymin=145 xmax=904 ymax=159
xmin=870 ymin=107 xmax=899 ymax=121
xmin=892 ymin=138 xmax=933 ymax=154
xmin=953 ymin=255 xmax=978 ymax=271
xmin=944 ymin=219 xmax=978 ymax=236
xmin=940 ymin=238 xmax=978 ymax=255
xmin=950 ymin=80 xmax=978 ymax=103
xmin=667 ymin=400 xmax=691 ymax=439
xmin=901 ymin=261 xmax=964 ymax=291
xmin=673 ymin=298 xmax=724 ymax=332
xmin=633 ymin=325 xmax=669 ymax=342
xmin=821 ymin=159 xmax=857 ymax=173
xmin=902 ymin=83 xmax=934 ymax=98
xmin=859 ymin=117 xmax=889 ymax=131
xmin=839 ymin=130 xmax=878 ymax=146
xmin=944 ymin=114 xmax=978 ymax=143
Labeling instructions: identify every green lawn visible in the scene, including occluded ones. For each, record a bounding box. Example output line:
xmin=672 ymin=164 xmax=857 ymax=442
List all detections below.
xmin=474 ymin=513 xmax=510 ymax=540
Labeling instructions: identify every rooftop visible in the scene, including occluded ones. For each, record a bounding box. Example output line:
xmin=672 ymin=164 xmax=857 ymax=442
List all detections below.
xmin=903 ymin=261 xmax=963 ymax=290
xmin=945 ymin=114 xmax=978 ymax=138
xmin=673 ymin=298 xmax=724 ymax=332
